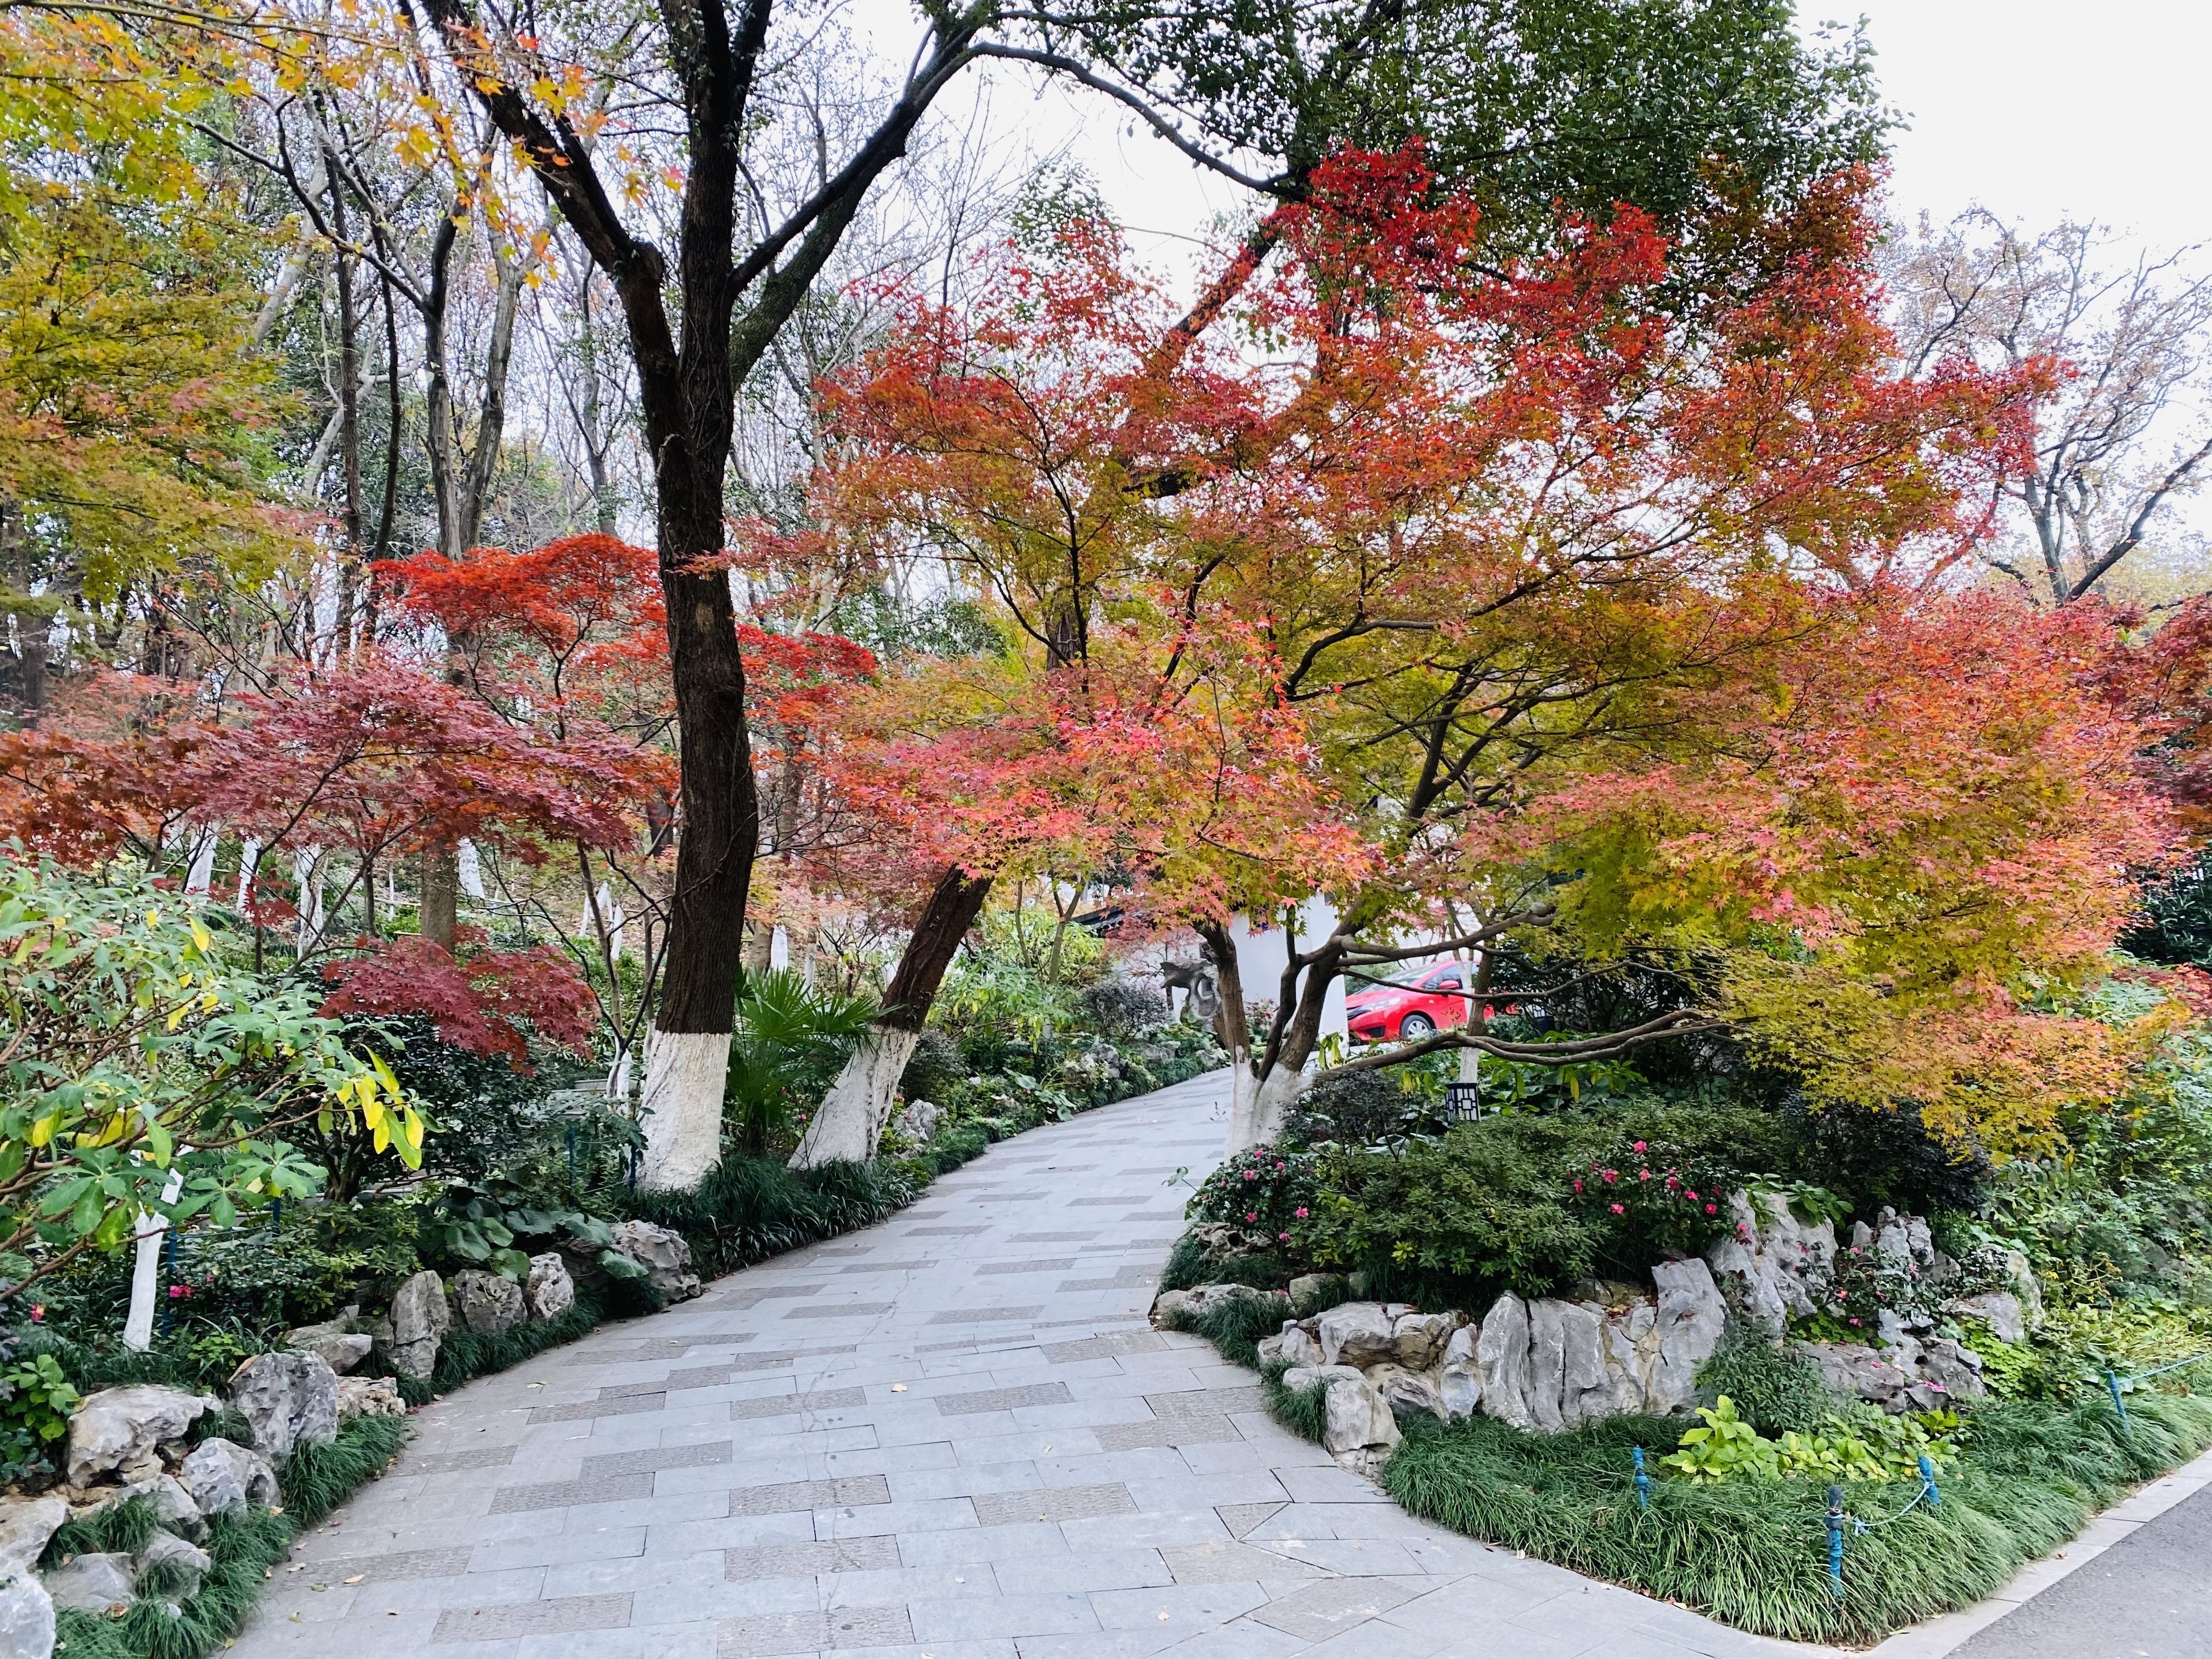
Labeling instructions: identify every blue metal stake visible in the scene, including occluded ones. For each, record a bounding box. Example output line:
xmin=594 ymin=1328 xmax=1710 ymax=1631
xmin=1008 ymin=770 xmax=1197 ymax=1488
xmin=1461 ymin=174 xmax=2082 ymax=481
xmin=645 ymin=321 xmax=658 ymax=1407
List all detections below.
xmin=1917 ymin=1454 xmax=1940 ymax=1508
xmin=1826 ymin=1483 xmax=1846 ymax=1594
xmin=2107 ymin=1369 xmax=2130 ymax=1427
xmin=1631 ymin=1446 xmax=1651 ymax=1511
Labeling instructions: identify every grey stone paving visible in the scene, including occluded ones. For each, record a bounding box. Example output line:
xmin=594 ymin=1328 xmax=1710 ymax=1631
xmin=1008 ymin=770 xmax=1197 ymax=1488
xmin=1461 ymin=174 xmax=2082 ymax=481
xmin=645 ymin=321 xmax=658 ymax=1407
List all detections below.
xmin=231 ymin=1068 xmax=1826 ymax=1659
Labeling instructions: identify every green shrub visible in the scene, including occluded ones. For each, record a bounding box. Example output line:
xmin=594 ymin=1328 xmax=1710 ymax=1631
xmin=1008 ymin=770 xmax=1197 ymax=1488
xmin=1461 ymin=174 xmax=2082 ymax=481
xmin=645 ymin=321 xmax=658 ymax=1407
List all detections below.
xmin=1186 ymin=1147 xmax=1318 ymax=1248
xmin=1299 ymin=1097 xmax=1785 ymax=1306
xmin=1697 ymin=1336 xmax=1836 ymax=1434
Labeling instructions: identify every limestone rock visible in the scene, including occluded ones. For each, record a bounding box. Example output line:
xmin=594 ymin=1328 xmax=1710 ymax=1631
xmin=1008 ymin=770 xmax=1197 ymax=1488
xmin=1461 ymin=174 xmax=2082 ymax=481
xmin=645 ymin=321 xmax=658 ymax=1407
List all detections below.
xmin=105 ymin=1475 xmax=200 ymax=1537
xmin=1558 ymin=1302 xmax=1611 ymax=1429
xmin=0 ymin=1498 xmax=67 ymax=1576
xmin=336 ymin=1375 xmax=407 ymax=1424
xmin=1255 ymin=1321 xmax=1323 ymax=1369
xmin=286 ymin=1311 xmax=371 ymax=1375
xmin=177 ymin=1438 xmax=277 ymax=1516
xmin=1365 ymin=1363 xmax=1443 ymax=1419
xmin=452 ymin=1268 xmax=526 ymax=1336
xmin=296 ymin=1331 xmax=373 ymax=1375
xmin=1917 ymin=1336 xmax=1987 ymax=1402
xmin=1152 ymin=1283 xmax=1265 ymax=1326
xmin=1287 ymin=1273 xmax=1335 ymax=1307
xmin=1649 ymin=1258 xmax=1726 ymax=1414
xmin=1322 ymin=1375 xmax=1402 ymax=1458
xmin=1315 ymin=1303 xmax=1398 ymax=1369
xmin=228 ymin=1351 xmax=340 ymax=1459
xmin=1704 ymin=1190 xmax=1836 ymax=1338
xmin=1475 ymin=1293 xmax=1533 ymax=1427
xmin=891 ymin=1098 xmax=942 ymax=1146
xmin=388 ymin=1269 xmax=451 ymax=1380
xmin=1943 ymin=1290 xmax=2027 ymax=1346
xmin=136 ymin=1529 xmax=211 ymax=1599
xmin=1280 ymin=1363 xmax=1362 ymax=1397
xmin=0 ymin=1570 xmax=53 ymax=1659
xmin=1874 ymin=1207 xmax=1936 ymax=1273
xmin=64 ymin=1385 xmax=219 ymax=1488
xmin=1795 ymin=1341 xmax=1915 ymax=1410
xmin=526 ymin=1252 xmax=575 ymax=1321
xmin=607 ymin=1221 xmax=702 ymax=1304
xmin=1437 ymin=1324 xmax=1482 ymax=1420
xmin=1391 ymin=1311 xmax=1458 ymax=1370
xmin=43 ymin=1551 xmax=136 ymax=1613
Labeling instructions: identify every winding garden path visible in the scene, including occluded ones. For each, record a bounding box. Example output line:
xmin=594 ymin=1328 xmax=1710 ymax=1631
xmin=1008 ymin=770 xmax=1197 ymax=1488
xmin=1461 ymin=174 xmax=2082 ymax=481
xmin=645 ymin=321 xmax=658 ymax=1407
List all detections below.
xmin=232 ymin=1069 xmax=1815 ymax=1659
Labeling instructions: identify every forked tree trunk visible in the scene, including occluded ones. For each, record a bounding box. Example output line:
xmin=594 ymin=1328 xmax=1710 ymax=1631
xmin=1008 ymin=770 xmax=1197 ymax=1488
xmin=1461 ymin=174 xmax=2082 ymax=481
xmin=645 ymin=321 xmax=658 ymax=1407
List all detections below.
xmin=789 ymin=866 xmax=990 ymax=1167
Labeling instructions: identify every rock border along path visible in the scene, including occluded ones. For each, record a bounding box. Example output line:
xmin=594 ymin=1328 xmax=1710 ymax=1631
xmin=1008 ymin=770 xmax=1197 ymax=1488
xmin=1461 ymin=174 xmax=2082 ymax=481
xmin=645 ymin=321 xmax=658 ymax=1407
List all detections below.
xmin=232 ymin=1069 xmax=1818 ymax=1659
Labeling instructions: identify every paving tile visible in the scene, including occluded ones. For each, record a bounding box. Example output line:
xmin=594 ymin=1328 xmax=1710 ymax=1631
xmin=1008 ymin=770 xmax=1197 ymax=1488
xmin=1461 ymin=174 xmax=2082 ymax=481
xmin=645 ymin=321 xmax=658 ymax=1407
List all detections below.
xmin=316 ymin=1547 xmax=472 ymax=1583
xmin=1041 ymin=1334 xmax=1170 ymax=1364
xmin=1161 ymin=1542 xmax=1331 ymax=1584
xmin=974 ymin=1483 xmax=1139 ymax=1527
xmin=583 ymin=1442 xmax=736 ymax=1479
xmin=431 ymin=1593 xmax=634 ymax=1643
xmin=913 ymin=1226 xmax=992 ymax=1237
xmin=725 ymin=1534 xmax=901 ymax=1579
xmin=785 ymin=1302 xmax=898 ymax=1319
xmin=1094 ymin=1417 xmax=1242 ymax=1453
xmin=531 ymin=1395 xmax=668 ymax=1424
xmin=938 ymin=1383 xmax=1075 ymax=1416
xmin=1011 ymin=1233 xmax=1103 ymax=1244
xmin=715 ymin=1605 xmax=915 ymax=1656
xmin=978 ymin=1260 xmax=1080 ymax=1275
xmin=727 ymin=1387 xmax=870 ymax=1420
xmin=409 ymin=1448 xmax=521 ymax=1476
xmin=1214 ymin=1504 xmax=1286 ymax=1542
xmin=490 ymin=1472 xmax=657 ymax=1514
xmin=1246 ymin=1577 xmax=1419 ymax=1643
xmin=932 ymin=1307 xmax=1046 ymax=1325
xmin=727 ymin=1475 xmax=893 ymax=1516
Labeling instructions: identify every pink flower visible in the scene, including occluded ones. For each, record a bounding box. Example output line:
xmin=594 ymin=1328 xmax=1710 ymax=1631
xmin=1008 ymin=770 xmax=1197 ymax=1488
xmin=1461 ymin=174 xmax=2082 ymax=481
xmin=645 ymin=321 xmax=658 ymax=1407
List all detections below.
xmin=28 ymin=1306 xmax=42 ymax=1322
xmin=1849 ymin=1317 xmax=1861 ymax=1327
xmin=1633 ymin=1141 xmax=1646 ymax=1153
xmin=1639 ymin=1169 xmax=1651 ymax=1181
xmin=1610 ymin=1203 xmax=1625 ymax=1215
xmin=1572 ymin=1180 xmax=1584 ymax=1193
xmin=1274 ymin=1163 xmax=1285 ymax=1172
xmin=1684 ymin=1189 xmax=1697 ymax=1201
xmin=1278 ymin=1232 xmax=1291 ymax=1243
xmin=1244 ymin=1211 xmax=1258 ymax=1222
xmin=1602 ymin=1170 xmax=1618 ymax=1183
xmin=1243 ymin=1170 xmax=1258 ymax=1181
xmin=1705 ymin=1204 xmax=1717 ymax=1214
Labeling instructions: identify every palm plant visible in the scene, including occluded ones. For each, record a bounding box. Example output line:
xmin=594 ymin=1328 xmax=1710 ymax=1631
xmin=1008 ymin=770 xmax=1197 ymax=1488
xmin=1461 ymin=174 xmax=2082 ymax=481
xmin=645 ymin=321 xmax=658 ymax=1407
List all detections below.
xmin=724 ymin=971 xmax=878 ymax=1156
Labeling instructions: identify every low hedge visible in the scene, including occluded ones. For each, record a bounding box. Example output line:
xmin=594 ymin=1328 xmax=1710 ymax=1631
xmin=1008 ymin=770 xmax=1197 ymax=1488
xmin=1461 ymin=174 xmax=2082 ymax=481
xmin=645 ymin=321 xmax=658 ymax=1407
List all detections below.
xmin=1158 ymin=1251 xmax=2212 ymax=1646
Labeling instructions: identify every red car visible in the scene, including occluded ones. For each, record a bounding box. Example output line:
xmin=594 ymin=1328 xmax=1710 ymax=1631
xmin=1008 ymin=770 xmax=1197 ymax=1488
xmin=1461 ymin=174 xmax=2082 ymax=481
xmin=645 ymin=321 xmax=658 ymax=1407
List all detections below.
xmin=1345 ymin=960 xmax=1473 ymax=1043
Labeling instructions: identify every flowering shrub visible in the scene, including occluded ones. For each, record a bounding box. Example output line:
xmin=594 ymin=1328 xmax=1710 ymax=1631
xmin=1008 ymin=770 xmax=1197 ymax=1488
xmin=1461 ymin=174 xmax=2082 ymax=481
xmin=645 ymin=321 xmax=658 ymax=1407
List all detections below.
xmin=1808 ymin=1240 xmax=1931 ymax=1337
xmin=1562 ymin=1132 xmax=1739 ymax=1259
xmin=1188 ymin=1144 xmax=1319 ymax=1248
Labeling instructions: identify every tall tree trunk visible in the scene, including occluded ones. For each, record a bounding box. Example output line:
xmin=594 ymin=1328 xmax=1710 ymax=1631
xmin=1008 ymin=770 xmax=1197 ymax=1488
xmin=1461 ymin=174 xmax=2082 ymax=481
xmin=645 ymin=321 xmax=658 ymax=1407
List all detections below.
xmin=789 ymin=866 xmax=989 ymax=1167
xmin=327 ymin=150 xmax=365 ymax=663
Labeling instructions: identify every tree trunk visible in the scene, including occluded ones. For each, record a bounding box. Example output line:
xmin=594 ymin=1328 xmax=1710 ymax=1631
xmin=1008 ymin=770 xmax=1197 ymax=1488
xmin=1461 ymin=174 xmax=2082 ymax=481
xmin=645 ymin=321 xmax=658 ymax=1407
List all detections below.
xmin=420 ymin=849 xmax=458 ymax=951
xmin=789 ymin=865 xmax=990 ymax=1167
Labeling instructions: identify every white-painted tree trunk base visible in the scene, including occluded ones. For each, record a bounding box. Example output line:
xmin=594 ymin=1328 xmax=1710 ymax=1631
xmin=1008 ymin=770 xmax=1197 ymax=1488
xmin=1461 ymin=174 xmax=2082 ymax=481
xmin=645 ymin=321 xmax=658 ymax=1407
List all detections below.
xmin=1227 ymin=1061 xmax=1308 ymax=1154
xmin=183 ymin=828 xmax=219 ymax=897
xmin=790 ymin=1026 xmax=920 ymax=1168
xmin=636 ymin=1029 xmax=731 ymax=1190
xmin=123 ymin=1213 xmax=165 ymax=1352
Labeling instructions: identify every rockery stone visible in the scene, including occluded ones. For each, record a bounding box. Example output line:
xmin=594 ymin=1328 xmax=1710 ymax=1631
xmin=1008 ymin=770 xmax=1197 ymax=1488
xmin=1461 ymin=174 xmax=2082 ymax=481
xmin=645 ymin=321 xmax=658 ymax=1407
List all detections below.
xmin=64 ymin=1385 xmax=218 ymax=1488
xmin=229 ymin=1350 xmax=340 ymax=1459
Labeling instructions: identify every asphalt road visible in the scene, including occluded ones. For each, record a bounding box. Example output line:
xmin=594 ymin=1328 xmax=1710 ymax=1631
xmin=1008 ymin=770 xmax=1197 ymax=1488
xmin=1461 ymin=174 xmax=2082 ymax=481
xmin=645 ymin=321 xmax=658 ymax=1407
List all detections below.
xmin=1952 ymin=1480 xmax=2212 ymax=1659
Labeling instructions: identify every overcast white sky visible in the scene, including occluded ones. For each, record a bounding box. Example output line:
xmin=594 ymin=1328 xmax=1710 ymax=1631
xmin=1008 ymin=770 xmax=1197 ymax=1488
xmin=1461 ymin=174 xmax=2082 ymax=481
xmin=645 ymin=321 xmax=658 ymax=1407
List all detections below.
xmin=937 ymin=0 xmax=2209 ymax=276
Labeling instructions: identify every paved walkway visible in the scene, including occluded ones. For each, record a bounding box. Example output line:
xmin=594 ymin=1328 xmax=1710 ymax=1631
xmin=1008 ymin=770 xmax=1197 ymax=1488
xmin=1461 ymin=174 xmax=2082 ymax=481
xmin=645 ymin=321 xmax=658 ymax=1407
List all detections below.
xmin=235 ymin=1069 xmax=1819 ymax=1659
